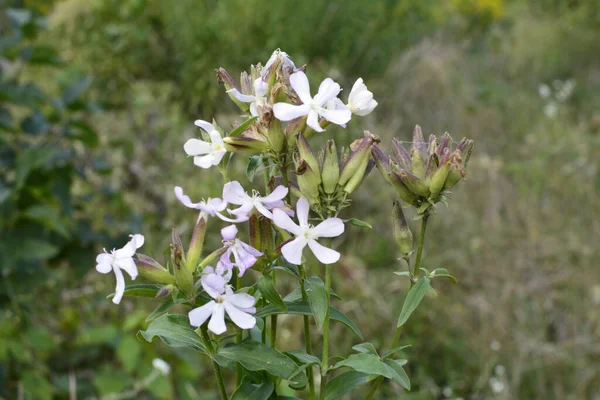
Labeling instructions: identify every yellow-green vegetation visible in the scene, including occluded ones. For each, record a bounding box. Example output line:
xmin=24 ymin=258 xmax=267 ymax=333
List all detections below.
xmin=1 ymin=0 xmax=599 ymax=399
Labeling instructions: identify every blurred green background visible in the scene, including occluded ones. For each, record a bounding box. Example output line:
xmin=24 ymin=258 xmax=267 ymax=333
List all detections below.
xmin=1 ymin=0 xmax=599 ymax=399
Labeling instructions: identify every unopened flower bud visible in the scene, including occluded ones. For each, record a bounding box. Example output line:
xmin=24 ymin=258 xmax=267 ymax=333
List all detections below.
xmin=186 ymin=212 xmax=207 ymax=273
xmin=223 ymin=136 xmax=270 ymax=153
xmin=265 ymin=115 xmax=285 ymax=153
xmin=428 ymin=161 xmax=451 ymax=200
xmin=284 ymin=117 xmax=306 ymax=147
xmin=321 ymin=140 xmax=340 ymax=194
xmin=389 ymin=170 xmax=418 ymax=206
xmin=259 ymin=216 xmax=274 ymax=254
xmin=135 ymin=254 xmax=175 ymax=284
xmin=392 ymin=200 xmax=413 ymax=255
xmin=171 ymin=229 xmax=193 ymax=297
xmin=156 ymin=284 xmax=174 ymax=299
xmin=240 ymin=71 xmax=252 ymax=95
xmin=391 ymin=138 xmax=412 ymax=170
xmin=398 ymin=168 xmax=430 ymax=198
xmin=294 ymin=154 xmax=320 ymax=205
xmin=339 ymin=131 xmax=379 ymax=186
xmin=410 ymin=125 xmax=427 ymax=179
xmin=371 ymin=144 xmax=391 ymax=185
xmin=217 ymin=67 xmax=249 ymax=113
xmin=296 ymin=133 xmax=321 ymax=184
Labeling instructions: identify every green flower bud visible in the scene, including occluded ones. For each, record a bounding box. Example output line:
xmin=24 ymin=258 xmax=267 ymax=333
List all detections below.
xmin=265 ymin=116 xmax=285 ymax=153
xmin=393 ymin=200 xmax=413 ymax=255
xmin=428 ymin=161 xmax=451 ymax=200
xmin=410 ymin=125 xmax=427 ymax=179
xmin=216 ymin=67 xmax=249 ymax=113
xmin=397 ymin=167 xmax=430 ymax=198
xmin=186 ymin=212 xmax=207 ymax=274
xmin=339 ymin=131 xmax=379 ymax=186
xmin=259 ymin=216 xmax=274 ymax=254
xmin=389 ymin=170 xmax=418 ymax=206
xmin=249 ymin=214 xmax=261 ymax=252
xmin=344 ymin=153 xmax=371 ymax=194
xmin=297 ymin=133 xmax=321 ymax=184
xmin=322 ymin=139 xmax=340 ymax=194
xmin=171 ymin=229 xmax=193 ymax=297
xmin=134 ymin=254 xmax=175 ymax=285
xmin=294 ymin=154 xmax=320 ymax=205
xmin=371 ymin=144 xmax=392 ymax=185
xmin=284 ymin=117 xmax=306 ymax=147
xmin=156 ymin=284 xmax=175 ymax=299
xmin=223 ymin=136 xmax=270 ymax=152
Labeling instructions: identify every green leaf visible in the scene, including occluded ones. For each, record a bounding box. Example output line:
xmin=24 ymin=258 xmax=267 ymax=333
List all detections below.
xmin=61 ymin=76 xmax=92 ymax=106
xmin=257 ymin=275 xmax=287 ymax=312
xmin=383 ymin=359 xmax=411 ymax=390
xmin=229 ymin=116 xmax=258 ymax=137
xmin=393 ymin=271 xmax=411 ymax=277
xmin=324 ymin=371 xmax=370 ymax=400
xmin=352 ymin=342 xmax=379 ymax=356
xmin=397 ymin=277 xmax=430 ymax=327
xmin=331 ymin=353 xmax=390 ymax=377
xmin=305 ymin=276 xmax=328 ymax=330
xmin=231 ymin=377 xmax=274 ymax=400
xmin=344 ymin=218 xmax=372 ymax=229
xmin=214 ymin=341 xmax=306 ymax=384
xmin=15 ymin=239 xmax=59 ymax=261
xmin=22 ymin=205 xmax=70 ymax=238
xmin=256 ymin=301 xmax=363 ymax=339
xmin=21 ymin=112 xmax=48 ymax=135
xmin=68 ymin=120 xmax=99 ymax=148
xmin=108 ymin=284 xmax=162 ymax=299
xmin=137 ymin=314 xmax=208 ymax=354
xmin=117 ymin=335 xmax=142 ymax=373
xmin=431 ymin=268 xmax=457 ymax=283
xmin=285 ymin=350 xmax=321 ymax=367
xmin=284 ymin=286 xmax=342 ymax=302
xmin=246 ymin=155 xmax=263 ymax=183
xmin=382 ymin=345 xmax=411 ymax=359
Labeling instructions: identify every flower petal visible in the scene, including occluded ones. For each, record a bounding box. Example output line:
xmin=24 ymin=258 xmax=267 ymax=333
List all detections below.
xmin=306 ymin=110 xmax=323 ymax=132
xmin=313 ymin=78 xmax=341 ymax=106
xmin=202 ymin=273 xmax=227 ymax=298
xmin=254 ymin=202 xmax=273 ymax=219
xmin=208 ymin=304 xmax=227 ymax=334
xmin=273 ymin=103 xmax=310 ymax=121
xmin=226 ymin=88 xmax=256 ymax=103
xmin=174 ymin=186 xmax=199 ymax=209
xmin=296 ymin=197 xmax=310 ymax=229
xmin=221 ymin=225 xmax=238 ymax=241
xmin=224 ymin=302 xmax=256 ymax=330
xmin=290 ymin=71 xmax=312 ymax=104
xmin=209 ymin=130 xmax=224 ymax=146
xmin=115 ymin=257 xmax=138 ymax=280
xmin=227 ymin=291 xmax=256 ymax=309
xmin=222 ymin=181 xmax=249 ymax=205
xmin=310 ymin=217 xmax=345 ymax=238
xmin=130 ymin=234 xmax=145 ymax=249
xmin=112 ymin=266 xmax=125 ymax=305
xmin=184 ymin=138 xmax=211 ymax=156
xmin=253 ymin=78 xmax=268 ymax=98
xmin=189 ymin=301 xmax=215 ymax=327
xmin=273 ymin=209 xmax=302 ymax=236
xmin=281 ymin=237 xmax=308 ymax=265
xmin=319 ymin=106 xmax=352 ymax=125
xmin=96 ymin=253 xmax=112 ymax=274
xmin=262 ymin=185 xmax=288 ymax=204
xmin=194 ymin=120 xmax=215 ymax=133
xmin=307 ymin=240 xmax=340 ymax=264
xmin=194 ymin=154 xmax=217 ymax=169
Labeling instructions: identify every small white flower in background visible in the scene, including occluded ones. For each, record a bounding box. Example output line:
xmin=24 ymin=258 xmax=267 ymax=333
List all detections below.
xmin=273 ymin=71 xmax=351 ymax=132
xmin=189 ymin=282 xmax=257 ymax=335
xmin=227 ymin=78 xmax=268 ymax=117
xmin=223 ymin=181 xmax=291 ymax=220
xmin=494 ymin=364 xmax=506 ymax=377
xmin=174 ymin=186 xmax=246 ymax=223
xmin=538 ymin=83 xmax=551 ymax=99
xmin=489 ymin=377 xmax=505 ymax=394
xmin=442 ymin=387 xmax=453 ymax=398
xmin=273 ymin=197 xmax=345 ymax=265
xmin=96 ymin=234 xmax=144 ymax=304
xmin=544 ymin=102 xmax=558 ymax=118
xmin=347 ymin=78 xmax=378 ymax=116
xmin=184 ymin=120 xmax=227 ymax=168
xmin=490 ymin=340 xmax=501 ymax=352
xmin=152 ymin=358 xmax=171 ymax=376
xmin=220 ymin=225 xmax=263 ymax=276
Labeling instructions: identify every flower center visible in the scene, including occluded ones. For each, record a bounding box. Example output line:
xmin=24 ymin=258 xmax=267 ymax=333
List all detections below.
xmin=215 ymin=295 xmax=225 ymax=304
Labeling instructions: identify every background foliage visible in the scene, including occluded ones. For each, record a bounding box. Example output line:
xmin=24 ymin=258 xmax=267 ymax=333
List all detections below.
xmin=1 ymin=0 xmax=599 ymax=398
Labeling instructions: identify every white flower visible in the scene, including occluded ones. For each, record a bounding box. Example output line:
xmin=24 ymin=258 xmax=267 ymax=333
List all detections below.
xmin=273 ymin=71 xmax=351 ymax=132
xmin=174 ymin=186 xmax=246 ymax=223
xmin=152 ymin=358 xmax=171 ymax=376
xmin=347 ymin=78 xmax=378 ymax=116
xmin=188 ymin=285 xmax=257 ymax=335
xmin=200 ymin=265 xmax=232 ymax=298
xmin=538 ymin=83 xmax=551 ymax=99
xmin=326 ymin=97 xmax=349 ymax=128
xmin=220 ymin=225 xmax=263 ymax=276
xmin=263 ymin=49 xmax=297 ymax=76
xmin=96 ymin=234 xmax=145 ymax=304
xmin=183 ymin=120 xmax=227 ymax=168
xmin=227 ymin=78 xmax=268 ymax=117
xmin=222 ymin=181 xmax=291 ymax=220
xmin=273 ymin=197 xmax=344 ymax=265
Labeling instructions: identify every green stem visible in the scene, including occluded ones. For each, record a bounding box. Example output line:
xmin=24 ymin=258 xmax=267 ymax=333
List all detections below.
xmin=270 ymin=270 xmax=278 ymax=347
xmin=411 ymin=213 xmax=429 ymax=280
xmin=263 ymin=158 xmax=271 ymax=194
xmin=280 ymin=156 xmax=292 ymax=205
xmin=319 ymin=239 xmax=333 ymax=400
xmin=200 ymin=327 xmax=227 ymax=400
xmin=300 ymin=265 xmax=316 ymax=400
xmin=235 ymin=272 xmax=243 ymax=385
xmin=367 ymin=215 xmax=430 ymax=399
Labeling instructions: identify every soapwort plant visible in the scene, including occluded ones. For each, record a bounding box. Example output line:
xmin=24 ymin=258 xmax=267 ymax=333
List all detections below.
xmin=95 ymin=49 xmax=473 ymax=399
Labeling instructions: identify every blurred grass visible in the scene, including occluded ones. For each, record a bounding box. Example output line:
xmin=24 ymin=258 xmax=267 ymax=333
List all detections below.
xmin=2 ymin=0 xmax=600 ymax=398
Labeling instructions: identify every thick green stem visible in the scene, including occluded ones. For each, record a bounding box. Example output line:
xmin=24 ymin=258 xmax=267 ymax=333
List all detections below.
xmin=300 ymin=265 xmax=316 ymax=399
xmin=367 ymin=215 xmax=430 ymax=399
xmin=319 ymin=239 xmax=334 ymax=400
xmin=200 ymin=327 xmax=227 ymax=400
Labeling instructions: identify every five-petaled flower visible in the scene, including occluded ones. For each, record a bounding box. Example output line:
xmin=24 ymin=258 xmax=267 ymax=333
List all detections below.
xmin=223 ymin=181 xmax=291 ymax=220
xmin=220 ymin=225 xmax=263 ymax=276
xmin=174 ymin=186 xmax=246 ymax=223
xmin=189 ymin=268 xmax=257 ymax=335
xmin=273 ymin=197 xmax=345 ymax=265
xmin=273 ymin=71 xmax=351 ymax=132
xmin=184 ymin=120 xmax=227 ymax=168
xmin=96 ymin=234 xmax=145 ymax=304
xmin=227 ymin=78 xmax=268 ymax=117
xmin=347 ymin=78 xmax=378 ymax=116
